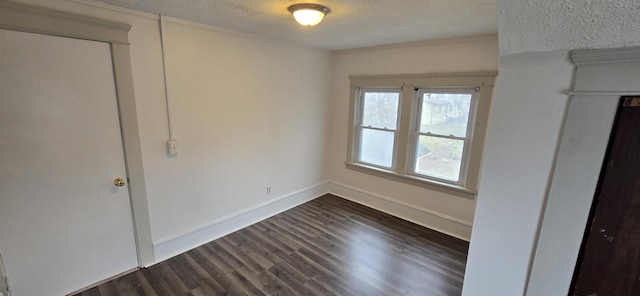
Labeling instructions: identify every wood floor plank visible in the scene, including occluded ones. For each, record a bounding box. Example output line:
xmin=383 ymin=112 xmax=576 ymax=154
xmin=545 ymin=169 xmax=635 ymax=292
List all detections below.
xmin=285 ymin=207 xmax=357 ymax=246
xmin=188 ymin=246 xmax=252 ymax=296
xmin=112 ymin=272 xmax=147 ymax=296
xmin=262 ymin=220 xmax=350 ymax=283
xmin=216 ymin=238 xmax=268 ymax=273
xmin=224 ymin=268 xmax=266 ymax=296
xmin=181 ymin=252 xmax=228 ymax=295
xmin=236 ymin=230 xmax=314 ymax=284
xmin=78 ymin=288 xmax=101 ymax=296
xmin=136 ymin=269 xmax=174 ymax=296
xmin=165 ymin=255 xmax=203 ymax=292
xmin=203 ymin=242 xmax=245 ymax=271
xmin=193 ymin=243 xmax=235 ymax=274
xmin=72 ymin=194 xmax=468 ymax=296
xmin=266 ymin=265 xmax=313 ymax=296
xmin=226 ymin=267 xmax=267 ymax=296
xmin=302 ymin=277 xmax=339 ymax=296
xmin=150 ymin=261 xmax=191 ymax=295
xmin=95 ymin=281 xmax=119 ymax=296
xmin=223 ymin=232 xmax=276 ymax=271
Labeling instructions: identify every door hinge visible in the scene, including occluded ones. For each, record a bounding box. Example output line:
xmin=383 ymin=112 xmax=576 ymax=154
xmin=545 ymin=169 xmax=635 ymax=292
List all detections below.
xmin=623 ymin=97 xmax=640 ymax=107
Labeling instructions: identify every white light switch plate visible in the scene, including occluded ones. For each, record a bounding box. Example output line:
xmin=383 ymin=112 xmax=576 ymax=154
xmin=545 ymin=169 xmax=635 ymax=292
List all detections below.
xmin=167 ymin=139 xmax=180 ymax=156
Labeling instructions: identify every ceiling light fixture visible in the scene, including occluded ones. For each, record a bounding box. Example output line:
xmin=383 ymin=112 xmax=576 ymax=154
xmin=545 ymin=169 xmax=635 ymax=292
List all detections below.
xmin=287 ymin=3 xmax=330 ymax=27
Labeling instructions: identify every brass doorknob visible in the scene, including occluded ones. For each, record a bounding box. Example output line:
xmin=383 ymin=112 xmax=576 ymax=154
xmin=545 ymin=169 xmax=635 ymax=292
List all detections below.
xmin=114 ymin=177 xmax=126 ymax=187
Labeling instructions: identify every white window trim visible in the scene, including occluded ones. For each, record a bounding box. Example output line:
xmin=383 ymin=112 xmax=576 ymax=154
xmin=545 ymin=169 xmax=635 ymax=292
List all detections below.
xmin=345 ymin=72 xmax=497 ymax=197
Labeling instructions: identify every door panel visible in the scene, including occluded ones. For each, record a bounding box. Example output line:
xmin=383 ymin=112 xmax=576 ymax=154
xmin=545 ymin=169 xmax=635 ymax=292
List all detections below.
xmin=572 ymin=97 xmax=640 ymax=295
xmin=0 ymin=29 xmax=138 ymax=295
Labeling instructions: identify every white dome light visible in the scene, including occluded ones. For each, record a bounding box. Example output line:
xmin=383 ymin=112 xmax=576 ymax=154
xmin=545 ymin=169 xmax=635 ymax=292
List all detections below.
xmin=288 ymin=4 xmax=331 ymax=27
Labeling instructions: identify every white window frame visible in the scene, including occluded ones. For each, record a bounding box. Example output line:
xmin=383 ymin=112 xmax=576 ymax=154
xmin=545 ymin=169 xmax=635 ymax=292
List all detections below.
xmin=346 ymin=72 xmax=497 ymax=196
xmin=354 ymin=87 xmax=402 ymax=170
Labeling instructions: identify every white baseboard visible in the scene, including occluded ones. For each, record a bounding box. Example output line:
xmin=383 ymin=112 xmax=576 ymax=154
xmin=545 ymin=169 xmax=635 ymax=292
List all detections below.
xmin=152 ymin=181 xmax=330 ymax=264
xmin=328 ymin=181 xmax=473 ymax=241
xmin=150 ymin=180 xmax=472 ymax=265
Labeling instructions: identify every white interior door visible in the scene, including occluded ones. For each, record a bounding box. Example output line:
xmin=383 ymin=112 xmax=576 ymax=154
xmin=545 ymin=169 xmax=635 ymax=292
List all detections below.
xmin=0 ymin=29 xmax=138 ymax=295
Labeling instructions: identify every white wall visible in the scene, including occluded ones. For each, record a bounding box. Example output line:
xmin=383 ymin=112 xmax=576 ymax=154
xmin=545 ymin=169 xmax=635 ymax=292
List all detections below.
xmin=327 ymin=36 xmax=499 ymax=241
xmin=151 ymin=19 xmax=331 ymax=260
xmin=463 ymin=0 xmax=640 ymax=295
xmin=461 ymin=50 xmax=574 ymax=295
xmin=11 ymin=0 xmax=331 ymax=266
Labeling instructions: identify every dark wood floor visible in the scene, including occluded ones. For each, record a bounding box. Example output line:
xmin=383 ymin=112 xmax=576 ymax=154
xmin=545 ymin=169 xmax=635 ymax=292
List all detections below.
xmin=74 ymin=194 xmax=469 ymax=296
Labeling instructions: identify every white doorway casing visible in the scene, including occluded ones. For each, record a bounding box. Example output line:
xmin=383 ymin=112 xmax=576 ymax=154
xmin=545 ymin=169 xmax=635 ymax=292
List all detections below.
xmin=526 ymin=46 xmax=640 ymax=295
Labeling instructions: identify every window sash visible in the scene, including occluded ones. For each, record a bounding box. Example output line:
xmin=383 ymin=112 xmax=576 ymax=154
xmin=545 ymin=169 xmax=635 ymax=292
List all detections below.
xmin=416 ymin=132 xmax=468 ymax=141
xmin=355 ymin=88 xmax=401 ymax=169
xmin=357 ymin=127 xmax=396 ymax=168
xmin=409 ymin=88 xmax=478 ymax=185
xmin=411 ymin=134 xmax=469 ymax=183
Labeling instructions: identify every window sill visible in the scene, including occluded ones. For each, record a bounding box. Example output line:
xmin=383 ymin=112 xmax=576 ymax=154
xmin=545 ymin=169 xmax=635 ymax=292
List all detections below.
xmin=344 ymin=162 xmax=477 ymax=199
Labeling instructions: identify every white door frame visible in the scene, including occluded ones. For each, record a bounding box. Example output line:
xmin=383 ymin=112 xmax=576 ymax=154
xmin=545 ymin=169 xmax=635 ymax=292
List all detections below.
xmin=526 ymin=46 xmax=640 ymax=295
xmin=0 ymin=1 xmax=154 ymax=266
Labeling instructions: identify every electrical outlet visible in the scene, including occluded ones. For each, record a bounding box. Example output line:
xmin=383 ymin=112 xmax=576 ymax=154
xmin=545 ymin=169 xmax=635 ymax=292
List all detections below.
xmin=266 ymin=187 xmax=271 ymax=195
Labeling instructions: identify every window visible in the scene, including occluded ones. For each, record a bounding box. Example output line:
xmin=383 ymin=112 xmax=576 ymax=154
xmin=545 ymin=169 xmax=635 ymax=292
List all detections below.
xmin=411 ymin=89 xmax=475 ymax=184
xmin=346 ymin=72 xmax=496 ymax=193
xmin=356 ymin=89 xmax=401 ymax=168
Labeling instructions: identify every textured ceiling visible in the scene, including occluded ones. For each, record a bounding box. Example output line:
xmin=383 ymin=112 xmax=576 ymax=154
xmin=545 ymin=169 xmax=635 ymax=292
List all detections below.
xmin=94 ymin=0 xmax=497 ymax=50
xmin=499 ymin=0 xmax=640 ymax=55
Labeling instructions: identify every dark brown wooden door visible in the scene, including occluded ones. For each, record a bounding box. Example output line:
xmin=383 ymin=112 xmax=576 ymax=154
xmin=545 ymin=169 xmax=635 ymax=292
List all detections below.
xmin=572 ymin=97 xmax=640 ymax=296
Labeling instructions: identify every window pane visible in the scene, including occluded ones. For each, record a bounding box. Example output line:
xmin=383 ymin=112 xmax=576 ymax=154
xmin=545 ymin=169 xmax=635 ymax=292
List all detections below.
xmin=359 ymin=128 xmax=395 ymax=167
xmin=362 ymin=91 xmax=399 ymax=129
xmin=419 ymin=93 xmax=472 ymax=137
xmin=414 ymin=135 xmax=463 ymax=181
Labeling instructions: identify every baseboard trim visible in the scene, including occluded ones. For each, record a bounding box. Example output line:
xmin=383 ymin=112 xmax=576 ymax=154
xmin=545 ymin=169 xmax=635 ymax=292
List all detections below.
xmin=152 ymin=181 xmax=330 ymax=264
xmin=328 ymin=181 xmax=473 ymax=241
xmin=150 ymin=180 xmax=472 ymax=264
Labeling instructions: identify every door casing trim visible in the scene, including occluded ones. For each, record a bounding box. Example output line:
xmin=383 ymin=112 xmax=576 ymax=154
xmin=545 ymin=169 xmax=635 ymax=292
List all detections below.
xmin=526 ymin=46 xmax=640 ymax=295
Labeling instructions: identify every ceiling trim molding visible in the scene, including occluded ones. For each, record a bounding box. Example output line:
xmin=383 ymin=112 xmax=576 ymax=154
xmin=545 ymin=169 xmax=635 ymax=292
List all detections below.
xmin=0 ymin=0 xmax=130 ymax=44
xmin=335 ymin=34 xmax=498 ymax=54
xmin=572 ymin=46 xmax=640 ymax=65
xmin=65 ymin=0 xmax=160 ymax=20
xmin=349 ymin=71 xmax=498 ymax=87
